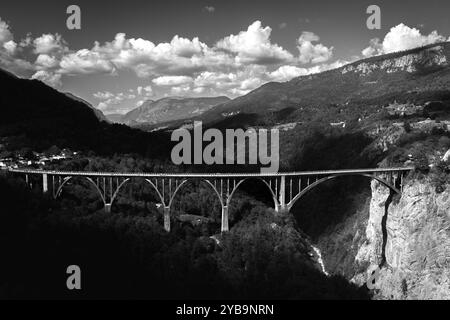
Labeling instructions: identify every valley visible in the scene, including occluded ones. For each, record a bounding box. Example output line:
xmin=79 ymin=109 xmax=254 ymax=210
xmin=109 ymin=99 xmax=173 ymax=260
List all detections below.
xmin=0 ymin=42 xmax=449 ymax=300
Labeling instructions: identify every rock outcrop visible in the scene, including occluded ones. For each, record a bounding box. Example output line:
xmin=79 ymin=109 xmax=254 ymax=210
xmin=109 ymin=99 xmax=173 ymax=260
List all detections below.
xmin=353 ymin=176 xmax=450 ymax=299
xmin=342 ymin=44 xmax=448 ymax=76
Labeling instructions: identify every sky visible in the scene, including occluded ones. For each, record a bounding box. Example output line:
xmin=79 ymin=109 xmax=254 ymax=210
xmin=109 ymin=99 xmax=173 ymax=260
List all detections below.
xmin=0 ymin=0 xmax=449 ymax=114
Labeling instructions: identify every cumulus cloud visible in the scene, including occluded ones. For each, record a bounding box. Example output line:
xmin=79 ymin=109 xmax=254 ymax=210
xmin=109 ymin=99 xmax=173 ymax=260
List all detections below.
xmin=1 ymin=17 xmax=338 ymax=96
xmin=216 ymin=20 xmax=293 ymax=65
xmin=59 ymin=49 xmax=115 ymax=75
xmin=362 ymin=23 xmax=448 ymax=57
xmin=269 ymin=65 xmax=309 ymax=81
xmin=0 ymin=18 xmax=13 ymax=45
xmin=31 ymin=70 xmax=62 ymax=87
xmin=268 ymin=59 xmax=350 ymax=82
xmin=0 ymin=18 xmax=35 ymax=74
xmin=35 ymin=54 xmax=59 ymax=69
xmin=297 ymin=31 xmax=333 ymax=64
xmin=152 ymin=75 xmax=193 ymax=86
xmin=0 ymin=16 xmax=369 ymax=108
xmin=86 ymin=33 xmax=211 ymax=78
xmin=3 ymin=40 xmax=17 ymax=55
xmin=33 ymin=33 xmax=67 ymax=54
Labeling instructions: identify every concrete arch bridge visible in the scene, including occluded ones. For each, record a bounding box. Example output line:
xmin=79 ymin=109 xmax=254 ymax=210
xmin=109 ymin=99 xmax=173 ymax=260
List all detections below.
xmin=8 ymin=167 xmax=413 ymax=232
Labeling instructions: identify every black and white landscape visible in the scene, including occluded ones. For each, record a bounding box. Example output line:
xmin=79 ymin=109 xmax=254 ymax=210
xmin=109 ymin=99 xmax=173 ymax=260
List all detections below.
xmin=0 ymin=0 xmax=449 ymax=301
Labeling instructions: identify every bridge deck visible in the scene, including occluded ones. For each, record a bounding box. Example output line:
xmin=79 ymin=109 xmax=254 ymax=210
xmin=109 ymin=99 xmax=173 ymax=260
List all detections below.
xmin=8 ymin=167 xmax=415 ymax=178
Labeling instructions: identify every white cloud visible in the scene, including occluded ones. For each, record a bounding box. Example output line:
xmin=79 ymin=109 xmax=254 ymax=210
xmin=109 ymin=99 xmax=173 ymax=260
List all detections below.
xmin=3 ymin=40 xmax=17 ymax=55
xmin=170 ymin=84 xmax=191 ymax=95
xmin=35 ymin=54 xmax=59 ymax=69
xmin=192 ymin=65 xmax=269 ymax=96
xmin=95 ymin=91 xmax=136 ymax=113
xmin=93 ymin=91 xmax=115 ymax=100
xmin=363 ymin=23 xmax=448 ymax=57
xmin=33 ymin=33 xmax=66 ymax=54
xmin=19 ymin=34 xmax=32 ymax=48
xmin=0 ymin=18 xmax=35 ymax=75
xmin=216 ymin=20 xmax=293 ymax=65
xmin=269 ymin=65 xmax=309 ymax=81
xmin=0 ymin=18 xmax=13 ymax=45
xmin=1 ymin=18 xmax=340 ymax=97
xmin=152 ymin=75 xmax=193 ymax=86
xmin=297 ymin=31 xmax=333 ymax=64
xmin=87 ymin=33 xmax=210 ymax=78
xmin=59 ymin=49 xmax=115 ymax=75
xmin=268 ymin=59 xmax=350 ymax=82
xmin=31 ymin=70 xmax=62 ymax=87
xmin=142 ymin=85 xmax=153 ymax=96
xmin=8 ymin=16 xmax=437 ymax=107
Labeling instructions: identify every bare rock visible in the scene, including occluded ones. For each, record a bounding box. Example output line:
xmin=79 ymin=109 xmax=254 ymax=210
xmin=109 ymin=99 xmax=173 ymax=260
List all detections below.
xmin=353 ymin=177 xmax=450 ymax=299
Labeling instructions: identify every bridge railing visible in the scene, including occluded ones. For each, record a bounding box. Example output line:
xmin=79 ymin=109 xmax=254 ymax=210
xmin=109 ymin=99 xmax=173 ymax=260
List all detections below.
xmin=7 ymin=167 xmax=415 ymax=178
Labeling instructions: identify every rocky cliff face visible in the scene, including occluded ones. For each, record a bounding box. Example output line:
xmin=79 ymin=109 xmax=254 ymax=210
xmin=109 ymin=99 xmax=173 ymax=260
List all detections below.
xmin=342 ymin=44 xmax=449 ymax=75
xmin=353 ymin=176 xmax=450 ymax=299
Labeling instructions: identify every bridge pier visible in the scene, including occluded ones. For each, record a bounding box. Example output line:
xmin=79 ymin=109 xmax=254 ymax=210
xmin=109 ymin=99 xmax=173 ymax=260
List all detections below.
xmin=275 ymin=204 xmax=289 ymax=214
xmin=163 ymin=206 xmax=171 ymax=232
xmin=104 ymin=203 xmax=112 ymax=213
xmin=42 ymin=173 xmax=48 ymax=193
xmin=221 ymin=206 xmax=229 ymax=232
xmin=276 ymin=175 xmax=288 ymax=214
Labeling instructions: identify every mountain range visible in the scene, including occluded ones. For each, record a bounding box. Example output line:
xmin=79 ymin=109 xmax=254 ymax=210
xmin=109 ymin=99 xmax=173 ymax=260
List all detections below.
xmin=105 ymin=42 xmax=450 ymax=131
xmin=111 ymin=96 xmax=230 ymax=126
xmin=1 ymin=42 xmax=449 ymax=152
xmin=194 ymin=42 xmax=450 ymax=128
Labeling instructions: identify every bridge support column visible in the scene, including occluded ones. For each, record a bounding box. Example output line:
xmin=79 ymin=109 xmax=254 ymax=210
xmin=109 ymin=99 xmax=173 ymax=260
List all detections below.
xmin=42 ymin=174 xmax=48 ymax=193
xmin=221 ymin=205 xmax=229 ymax=232
xmin=275 ymin=204 xmax=289 ymax=214
xmin=163 ymin=206 xmax=171 ymax=232
xmin=277 ymin=175 xmax=286 ymax=213
xmin=104 ymin=203 xmax=112 ymax=213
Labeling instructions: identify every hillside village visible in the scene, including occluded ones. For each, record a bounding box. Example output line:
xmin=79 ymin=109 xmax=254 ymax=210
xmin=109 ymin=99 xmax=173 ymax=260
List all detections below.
xmin=0 ymin=146 xmax=76 ymax=170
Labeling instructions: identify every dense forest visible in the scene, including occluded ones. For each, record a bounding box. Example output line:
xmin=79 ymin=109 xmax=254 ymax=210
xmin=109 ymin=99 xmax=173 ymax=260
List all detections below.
xmin=0 ymin=120 xmax=383 ymax=299
xmin=0 ymin=171 xmax=372 ymax=299
xmin=3 ymin=118 xmax=449 ymax=299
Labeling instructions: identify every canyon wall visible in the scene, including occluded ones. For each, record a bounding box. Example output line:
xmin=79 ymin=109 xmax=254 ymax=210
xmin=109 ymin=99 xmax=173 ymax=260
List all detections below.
xmin=353 ymin=176 xmax=450 ymax=299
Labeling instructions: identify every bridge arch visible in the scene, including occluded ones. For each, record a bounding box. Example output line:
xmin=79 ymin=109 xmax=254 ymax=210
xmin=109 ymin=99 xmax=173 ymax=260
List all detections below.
xmin=54 ymin=176 xmax=106 ymax=205
xmin=169 ymin=178 xmax=224 ymax=209
xmin=226 ymin=177 xmax=279 ymax=209
xmin=109 ymin=177 xmax=168 ymax=208
xmin=287 ymin=173 xmax=400 ymax=211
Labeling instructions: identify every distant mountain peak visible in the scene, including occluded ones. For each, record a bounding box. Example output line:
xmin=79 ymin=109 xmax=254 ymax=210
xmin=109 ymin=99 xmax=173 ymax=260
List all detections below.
xmin=114 ymin=96 xmax=231 ymax=125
